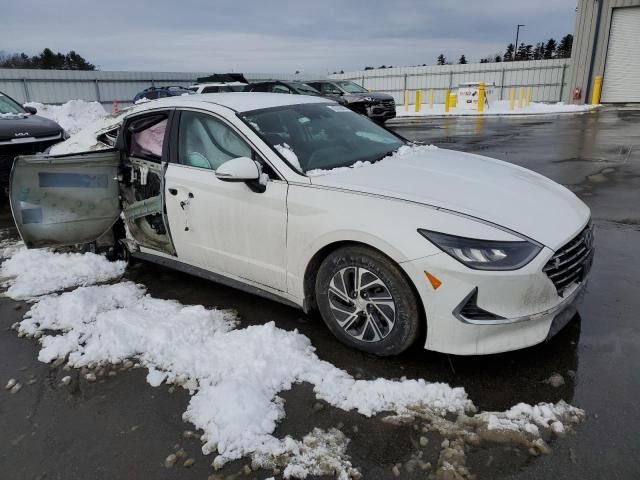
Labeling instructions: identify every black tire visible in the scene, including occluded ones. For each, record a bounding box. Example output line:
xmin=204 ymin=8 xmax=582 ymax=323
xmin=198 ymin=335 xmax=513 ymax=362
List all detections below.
xmin=315 ymin=246 xmax=422 ymax=356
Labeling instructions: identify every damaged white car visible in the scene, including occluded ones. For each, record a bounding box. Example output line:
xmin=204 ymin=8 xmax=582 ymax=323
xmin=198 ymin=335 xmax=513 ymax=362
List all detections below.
xmin=9 ymin=93 xmax=593 ymax=356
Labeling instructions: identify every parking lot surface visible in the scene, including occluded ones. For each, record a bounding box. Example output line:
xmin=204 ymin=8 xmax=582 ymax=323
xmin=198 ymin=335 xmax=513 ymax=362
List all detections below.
xmin=1 ymin=107 xmax=639 ymax=479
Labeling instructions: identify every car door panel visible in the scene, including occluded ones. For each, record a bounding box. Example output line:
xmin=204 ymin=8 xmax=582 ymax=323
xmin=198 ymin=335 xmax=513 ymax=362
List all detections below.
xmin=10 ymin=150 xmax=121 ymax=248
xmin=164 ymin=164 xmax=288 ymax=291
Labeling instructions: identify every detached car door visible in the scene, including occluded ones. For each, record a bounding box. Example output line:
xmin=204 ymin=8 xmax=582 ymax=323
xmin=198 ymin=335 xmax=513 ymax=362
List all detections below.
xmin=164 ymin=109 xmax=288 ymax=291
xmin=10 ymin=150 xmax=120 ymax=248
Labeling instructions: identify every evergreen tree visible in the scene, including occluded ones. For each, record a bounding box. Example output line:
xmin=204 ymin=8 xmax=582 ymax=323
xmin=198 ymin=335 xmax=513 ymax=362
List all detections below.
xmin=503 ymin=43 xmax=515 ymax=62
xmin=436 ymin=54 xmax=446 ymax=65
xmin=458 ymin=55 xmax=467 ymax=64
xmin=544 ymin=38 xmax=557 ymax=59
xmin=495 ymin=55 xmax=502 ymax=63
xmin=556 ymin=34 xmax=573 ymax=58
xmin=533 ymin=42 xmax=545 ymax=60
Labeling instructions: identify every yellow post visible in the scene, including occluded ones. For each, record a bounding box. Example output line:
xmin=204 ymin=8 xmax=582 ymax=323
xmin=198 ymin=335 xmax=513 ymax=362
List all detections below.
xmin=509 ymin=88 xmax=515 ymax=111
xmin=518 ymin=87 xmax=524 ymax=109
xmin=404 ymin=90 xmax=409 ymax=112
xmin=526 ymin=87 xmax=532 ymax=107
xmin=444 ymin=90 xmax=451 ymax=113
xmin=450 ymin=93 xmax=457 ymax=108
xmin=414 ymin=90 xmax=422 ymax=112
xmin=477 ymin=82 xmax=485 ymax=113
xmin=591 ymin=75 xmax=602 ymax=105
xmin=428 ymin=89 xmax=434 ymax=109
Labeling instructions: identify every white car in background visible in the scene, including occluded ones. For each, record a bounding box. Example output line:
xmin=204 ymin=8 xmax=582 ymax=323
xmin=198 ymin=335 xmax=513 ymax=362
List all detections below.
xmin=187 ymin=82 xmax=248 ymax=94
xmin=9 ymin=93 xmax=593 ymax=356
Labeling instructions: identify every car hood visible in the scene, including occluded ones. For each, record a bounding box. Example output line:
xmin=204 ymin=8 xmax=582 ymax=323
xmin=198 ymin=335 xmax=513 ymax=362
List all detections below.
xmin=309 ymin=147 xmax=589 ymax=249
xmin=0 ymin=114 xmax=63 ymax=142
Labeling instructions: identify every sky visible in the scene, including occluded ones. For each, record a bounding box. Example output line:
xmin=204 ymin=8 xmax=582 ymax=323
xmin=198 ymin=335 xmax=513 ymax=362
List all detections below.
xmin=2 ymin=0 xmax=578 ymax=74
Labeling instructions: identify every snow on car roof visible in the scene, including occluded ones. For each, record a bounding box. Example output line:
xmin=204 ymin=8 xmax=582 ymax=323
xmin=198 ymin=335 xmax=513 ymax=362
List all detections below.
xmin=153 ymin=92 xmax=333 ymax=112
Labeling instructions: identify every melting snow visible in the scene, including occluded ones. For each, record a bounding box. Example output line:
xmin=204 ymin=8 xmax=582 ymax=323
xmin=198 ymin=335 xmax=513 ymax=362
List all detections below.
xmin=306 ymin=144 xmax=438 ymax=177
xmin=0 ymin=248 xmax=125 ymax=299
xmin=1 ymin=247 xmax=586 ymax=478
xmin=274 ymin=143 xmax=302 ymax=172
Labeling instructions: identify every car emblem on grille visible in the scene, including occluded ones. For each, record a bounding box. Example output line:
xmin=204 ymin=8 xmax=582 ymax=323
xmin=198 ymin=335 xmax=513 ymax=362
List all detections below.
xmin=553 ymin=257 xmax=561 ymax=269
xmin=13 ymin=132 xmax=30 ymax=137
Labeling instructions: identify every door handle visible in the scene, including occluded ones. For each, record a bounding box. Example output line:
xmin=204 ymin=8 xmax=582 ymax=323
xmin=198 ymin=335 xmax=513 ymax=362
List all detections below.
xmin=168 ymin=188 xmax=178 ymax=196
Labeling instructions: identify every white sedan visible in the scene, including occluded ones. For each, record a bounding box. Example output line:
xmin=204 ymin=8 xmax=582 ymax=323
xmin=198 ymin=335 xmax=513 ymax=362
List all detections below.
xmin=9 ymin=93 xmax=593 ymax=356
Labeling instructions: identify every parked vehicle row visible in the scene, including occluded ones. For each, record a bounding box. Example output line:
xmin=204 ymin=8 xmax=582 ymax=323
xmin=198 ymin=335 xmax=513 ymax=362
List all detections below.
xmin=136 ymin=78 xmax=396 ymax=123
xmin=9 ymin=93 xmax=592 ymax=356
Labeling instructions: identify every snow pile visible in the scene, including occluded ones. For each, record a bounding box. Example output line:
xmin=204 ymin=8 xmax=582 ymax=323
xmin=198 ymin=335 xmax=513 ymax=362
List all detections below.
xmin=274 ymin=143 xmax=302 ymax=172
xmin=2 ymin=247 xmax=586 ymax=478
xmin=307 ymin=144 xmax=438 ymax=177
xmin=49 ymin=108 xmax=129 ymax=155
xmin=25 ymin=100 xmax=107 ymax=135
xmin=0 ymin=229 xmax=23 ymax=260
xmin=396 ymin=100 xmax=597 ymax=117
xmin=0 ymin=248 xmax=125 ymax=299
xmin=478 ymin=401 xmax=584 ymax=436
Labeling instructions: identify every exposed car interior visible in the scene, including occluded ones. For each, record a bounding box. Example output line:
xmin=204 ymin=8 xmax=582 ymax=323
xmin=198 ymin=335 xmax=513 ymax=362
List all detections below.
xmin=119 ymin=113 xmax=174 ymax=255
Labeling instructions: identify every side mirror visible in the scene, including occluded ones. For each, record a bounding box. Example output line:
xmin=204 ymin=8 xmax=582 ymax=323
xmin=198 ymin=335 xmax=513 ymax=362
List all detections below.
xmin=215 ymin=156 xmax=260 ymax=182
xmin=24 ymin=106 xmax=37 ymax=115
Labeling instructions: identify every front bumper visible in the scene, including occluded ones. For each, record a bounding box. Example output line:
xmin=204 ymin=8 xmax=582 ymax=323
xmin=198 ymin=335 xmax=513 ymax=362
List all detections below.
xmin=366 ymin=102 xmax=396 ymax=121
xmin=401 ymin=248 xmax=589 ymax=355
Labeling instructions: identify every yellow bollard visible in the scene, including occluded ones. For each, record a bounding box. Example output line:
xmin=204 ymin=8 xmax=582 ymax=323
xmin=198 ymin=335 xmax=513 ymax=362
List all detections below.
xmin=477 ymin=82 xmax=485 ymax=113
xmin=444 ymin=90 xmax=451 ymax=113
xmin=509 ymin=88 xmax=515 ymax=111
xmin=429 ymin=89 xmax=434 ymax=109
xmin=526 ymin=87 xmax=532 ymax=107
xmin=450 ymin=93 xmax=457 ymax=108
xmin=591 ymin=75 xmax=602 ymax=105
xmin=404 ymin=90 xmax=409 ymax=112
xmin=518 ymin=87 xmax=524 ymax=109
xmin=415 ymin=90 xmax=422 ymax=112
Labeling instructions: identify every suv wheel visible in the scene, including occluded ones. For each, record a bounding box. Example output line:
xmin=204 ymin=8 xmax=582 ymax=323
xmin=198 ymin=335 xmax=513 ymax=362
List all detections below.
xmin=315 ymin=246 xmax=422 ymax=356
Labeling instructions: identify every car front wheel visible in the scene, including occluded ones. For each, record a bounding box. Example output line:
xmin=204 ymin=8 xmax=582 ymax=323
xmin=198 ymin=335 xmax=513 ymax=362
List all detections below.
xmin=315 ymin=246 xmax=422 ymax=356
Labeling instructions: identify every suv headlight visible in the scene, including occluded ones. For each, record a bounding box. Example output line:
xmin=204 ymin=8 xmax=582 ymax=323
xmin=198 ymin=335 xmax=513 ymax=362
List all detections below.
xmin=418 ymin=229 xmax=541 ymax=271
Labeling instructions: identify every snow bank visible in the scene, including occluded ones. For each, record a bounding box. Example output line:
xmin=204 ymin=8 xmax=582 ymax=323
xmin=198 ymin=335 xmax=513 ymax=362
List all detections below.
xmin=25 ymin=100 xmax=107 ymax=135
xmin=306 ymin=144 xmax=438 ymax=177
xmin=396 ymin=100 xmax=597 ymax=118
xmin=2 ymin=247 xmax=586 ymax=478
xmin=0 ymin=248 xmax=125 ymax=299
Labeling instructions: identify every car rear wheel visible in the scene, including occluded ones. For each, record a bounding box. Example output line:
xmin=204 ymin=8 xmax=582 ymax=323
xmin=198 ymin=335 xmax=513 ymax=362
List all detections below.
xmin=315 ymin=246 xmax=422 ymax=356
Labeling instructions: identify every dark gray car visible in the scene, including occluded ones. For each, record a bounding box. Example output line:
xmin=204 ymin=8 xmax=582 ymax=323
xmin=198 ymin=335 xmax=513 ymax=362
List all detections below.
xmin=0 ymin=91 xmax=64 ymax=200
xmin=307 ymin=80 xmax=396 ymax=123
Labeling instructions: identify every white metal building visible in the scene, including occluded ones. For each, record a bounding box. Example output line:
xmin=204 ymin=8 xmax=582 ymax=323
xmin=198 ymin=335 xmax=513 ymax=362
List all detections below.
xmin=568 ymin=0 xmax=640 ymax=103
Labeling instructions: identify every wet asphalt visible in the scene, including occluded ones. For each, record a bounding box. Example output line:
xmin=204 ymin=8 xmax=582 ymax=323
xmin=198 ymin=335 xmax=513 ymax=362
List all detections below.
xmin=1 ymin=107 xmax=639 ymax=480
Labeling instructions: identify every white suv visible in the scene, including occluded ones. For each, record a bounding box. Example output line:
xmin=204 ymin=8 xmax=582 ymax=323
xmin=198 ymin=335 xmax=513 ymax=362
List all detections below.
xmin=188 ymin=82 xmax=248 ymax=94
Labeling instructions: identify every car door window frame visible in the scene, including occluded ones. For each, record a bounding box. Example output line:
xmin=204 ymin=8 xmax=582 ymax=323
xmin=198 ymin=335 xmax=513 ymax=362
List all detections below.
xmin=169 ymin=108 xmax=284 ymax=182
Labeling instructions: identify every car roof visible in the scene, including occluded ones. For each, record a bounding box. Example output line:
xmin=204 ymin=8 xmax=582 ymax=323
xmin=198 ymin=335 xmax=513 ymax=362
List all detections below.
xmin=141 ymin=92 xmax=333 ymax=112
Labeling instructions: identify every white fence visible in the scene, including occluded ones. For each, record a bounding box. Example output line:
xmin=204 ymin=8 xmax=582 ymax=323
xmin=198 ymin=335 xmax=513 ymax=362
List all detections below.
xmin=329 ymin=59 xmax=571 ymax=104
xmin=0 ymin=69 xmax=324 ymax=107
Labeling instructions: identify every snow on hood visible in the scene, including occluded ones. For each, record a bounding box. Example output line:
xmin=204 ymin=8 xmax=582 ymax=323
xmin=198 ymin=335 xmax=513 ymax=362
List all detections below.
xmin=309 ymin=144 xmax=590 ymax=248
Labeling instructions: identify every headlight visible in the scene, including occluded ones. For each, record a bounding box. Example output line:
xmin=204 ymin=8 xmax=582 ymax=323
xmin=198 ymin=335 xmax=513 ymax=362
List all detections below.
xmin=418 ymin=229 xmax=541 ymax=271
xmin=362 ymin=96 xmax=377 ymax=103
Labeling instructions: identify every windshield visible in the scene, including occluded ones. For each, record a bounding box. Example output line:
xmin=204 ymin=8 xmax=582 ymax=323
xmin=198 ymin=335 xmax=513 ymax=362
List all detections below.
xmin=335 ymin=81 xmax=368 ymax=94
xmin=241 ymin=103 xmax=404 ymax=173
xmin=0 ymin=93 xmax=26 ymax=115
xmin=294 ymin=83 xmax=321 ymax=95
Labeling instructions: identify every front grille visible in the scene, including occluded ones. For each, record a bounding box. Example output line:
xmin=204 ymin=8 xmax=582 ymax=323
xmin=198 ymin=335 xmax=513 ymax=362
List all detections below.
xmin=381 ymin=99 xmax=395 ymax=110
xmin=543 ymin=224 xmax=594 ymax=296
